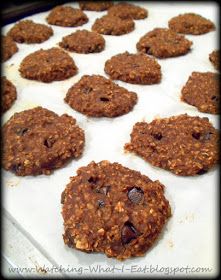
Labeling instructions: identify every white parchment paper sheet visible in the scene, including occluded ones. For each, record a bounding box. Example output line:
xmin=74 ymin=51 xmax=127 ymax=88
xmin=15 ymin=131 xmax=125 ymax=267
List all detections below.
xmin=2 ymin=2 xmax=219 ymax=278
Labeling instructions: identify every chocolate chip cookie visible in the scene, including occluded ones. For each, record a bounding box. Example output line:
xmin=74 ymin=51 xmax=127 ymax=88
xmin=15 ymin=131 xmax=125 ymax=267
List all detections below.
xmin=104 ymin=52 xmax=161 ymax=84
xmin=91 ymin=15 xmax=135 ymax=36
xmin=46 ymin=5 xmax=88 ymax=27
xmin=2 ymin=35 xmax=18 ymax=62
xmin=19 ymin=47 xmax=78 ymax=83
xmin=79 ymin=1 xmax=113 ymax=11
xmin=7 ymin=20 xmax=53 ymax=44
xmin=1 ymin=77 xmax=17 ymax=113
xmin=209 ymin=50 xmax=219 ymax=71
xmin=61 ymin=160 xmax=171 ymax=260
xmin=181 ymin=72 xmax=219 ymax=114
xmin=125 ymin=114 xmax=219 ymax=176
xmin=136 ymin=28 xmax=192 ymax=58
xmin=59 ymin=30 xmax=105 ymax=53
xmin=168 ymin=13 xmax=215 ymax=35
xmin=2 ymin=107 xmax=85 ymax=176
xmin=108 ymin=3 xmax=147 ymax=20
xmin=64 ymin=75 xmax=137 ymax=117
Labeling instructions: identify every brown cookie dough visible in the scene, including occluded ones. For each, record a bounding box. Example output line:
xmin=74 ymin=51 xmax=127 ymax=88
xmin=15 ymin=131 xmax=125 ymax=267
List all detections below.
xmin=2 ymin=107 xmax=85 ymax=176
xmin=136 ymin=28 xmax=192 ymax=58
xmin=19 ymin=47 xmax=78 ymax=83
xmin=91 ymin=15 xmax=135 ymax=36
xmin=108 ymin=3 xmax=147 ymax=20
xmin=104 ymin=52 xmax=161 ymax=84
xmin=7 ymin=20 xmax=53 ymax=44
xmin=209 ymin=50 xmax=219 ymax=70
xmin=64 ymin=75 xmax=137 ymax=117
xmin=168 ymin=13 xmax=215 ymax=35
xmin=59 ymin=30 xmax=105 ymax=53
xmin=1 ymin=35 xmax=18 ymax=62
xmin=61 ymin=160 xmax=171 ymax=260
xmin=1 ymin=77 xmax=17 ymax=113
xmin=79 ymin=1 xmax=113 ymax=11
xmin=46 ymin=5 xmax=88 ymax=27
xmin=125 ymin=114 xmax=219 ymax=176
xmin=181 ymin=72 xmax=219 ymax=114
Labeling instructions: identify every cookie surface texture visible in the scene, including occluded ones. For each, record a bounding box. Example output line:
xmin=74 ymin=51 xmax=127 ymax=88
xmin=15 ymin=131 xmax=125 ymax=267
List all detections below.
xmin=64 ymin=75 xmax=137 ymax=117
xmin=181 ymin=72 xmax=219 ymax=114
xmin=59 ymin=30 xmax=105 ymax=53
xmin=47 ymin=5 xmax=88 ymax=27
xmin=2 ymin=35 xmax=18 ymax=62
xmin=7 ymin=20 xmax=53 ymax=44
xmin=168 ymin=13 xmax=215 ymax=35
xmin=92 ymin=15 xmax=135 ymax=36
xmin=1 ymin=77 xmax=17 ymax=113
xmin=209 ymin=50 xmax=219 ymax=70
xmin=61 ymin=160 xmax=171 ymax=260
xmin=136 ymin=28 xmax=192 ymax=58
xmin=125 ymin=114 xmax=219 ymax=176
xmin=104 ymin=52 xmax=161 ymax=84
xmin=2 ymin=107 xmax=85 ymax=176
xmin=108 ymin=3 xmax=148 ymax=20
xmin=79 ymin=1 xmax=113 ymax=11
xmin=19 ymin=47 xmax=78 ymax=83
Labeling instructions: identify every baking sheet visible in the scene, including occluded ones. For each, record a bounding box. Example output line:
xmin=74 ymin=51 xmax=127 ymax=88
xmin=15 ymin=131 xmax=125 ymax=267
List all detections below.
xmin=2 ymin=2 xmax=219 ymax=277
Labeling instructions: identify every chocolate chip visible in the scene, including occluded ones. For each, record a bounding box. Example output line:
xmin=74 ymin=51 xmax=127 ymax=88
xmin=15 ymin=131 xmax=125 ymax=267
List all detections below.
xmin=121 ymin=221 xmax=139 ymax=245
xmin=128 ymin=187 xmax=144 ymax=204
xmin=44 ymin=138 xmax=55 ymax=148
xmin=11 ymin=163 xmax=22 ymax=173
xmin=88 ymin=176 xmax=98 ymax=184
xmin=98 ymin=200 xmax=105 ymax=208
xmin=15 ymin=127 xmax=28 ymax=136
xmin=152 ymin=133 xmax=162 ymax=140
xmin=197 ymin=168 xmax=208 ymax=175
xmin=211 ymin=95 xmax=219 ymax=102
xmin=192 ymin=132 xmax=201 ymax=140
xmin=100 ymin=97 xmax=109 ymax=102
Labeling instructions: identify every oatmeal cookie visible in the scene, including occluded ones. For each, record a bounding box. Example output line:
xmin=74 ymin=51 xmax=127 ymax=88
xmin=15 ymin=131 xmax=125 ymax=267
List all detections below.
xmin=168 ymin=13 xmax=215 ymax=35
xmin=7 ymin=20 xmax=53 ymax=44
xmin=59 ymin=30 xmax=105 ymax=53
xmin=104 ymin=52 xmax=161 ymax=84
xmin=108 ymin=3 xmax=147 ymax=20
xmin=92 ymin=15 xmax=135 ymax=36
xmin=1 ymin=35 xmax=18 ymax=62
xmin=46 ymin=5 xmax=88 ymax=27
xmin=2 ymin=107 xmax=85 ymax=176
xmin=62 ymin=160 xmax=171 ymax=260
xmin=181 ymin=72 xmax=219 ymax=114
xmin=209 ymin=50 xmax=219 ymax=71
xmin=79 ymin=1 xmax=113 ymax=11
xmin=136 ymin=28 xmax=192 ymax=58
xmin=64 ymin=75 xmax=137 ymax=117
xmin=1 ymin=77 xmax=17 ymax=113
xmin=19 ymin=47 xmax=78 ymax=83
xmin=125 ymin=114 xmax=219 ymax=176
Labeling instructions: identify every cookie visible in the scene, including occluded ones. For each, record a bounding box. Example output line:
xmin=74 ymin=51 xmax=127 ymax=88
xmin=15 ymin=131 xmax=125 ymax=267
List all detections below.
xmin=7 ymin=20 xmax=53 ymax=44
xmin=19 ymin=47 xmax=78 ymax=83
xmin=168 ymin=13 xmax=215 ymax=35
xmin=61 ymin=160 xmax=171 ymax=260
xmin=64 ymin=75 xmax=137 ymax=117
xmin=1 ymin=35 xmax=18 ymax=62
xmin=46 ymin=5 xmax=88 ymax=27
xmin=104 ymin=52 xmax=161 ymax=84
xmin=136 ymin=28 xmax=192 ymax=58
xmin=91 ymin=15 xmax=134 ymax=36
xmin=2 ymin=107 xmax=85 ymax=176
xmin=108 ymin=3 xmax=147 ymax=20
xmin=1 ymin=77 xmax=17 ymax=113
xmin=79 ymin=1 xmax=113 ymax=11
xmin=181 ymin=72 xmax=219 ymax=114
xmin=59 ymin=30 xmax=105 ymax=53
xmin=125 ymin=114 xmax=219 ymax=176
xmin=209 ymin=50 xmax=219 ymax=70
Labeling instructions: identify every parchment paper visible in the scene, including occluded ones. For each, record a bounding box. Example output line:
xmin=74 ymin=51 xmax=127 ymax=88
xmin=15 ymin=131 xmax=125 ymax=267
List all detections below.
xmin=2 ymin=2 xmax=219 ymax=278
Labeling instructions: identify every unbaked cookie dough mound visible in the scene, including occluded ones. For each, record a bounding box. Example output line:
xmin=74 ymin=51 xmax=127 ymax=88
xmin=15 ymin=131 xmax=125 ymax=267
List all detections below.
xmin=61 ymin=160 xmax=171 ymax=260
xmin=2 ymin=107 xmax=85 ymax=176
